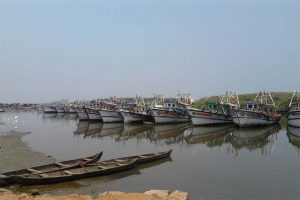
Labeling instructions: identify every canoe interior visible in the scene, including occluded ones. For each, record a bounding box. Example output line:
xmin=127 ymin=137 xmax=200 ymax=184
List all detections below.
xmin=2 ymin=152 xmax=102 ymax=176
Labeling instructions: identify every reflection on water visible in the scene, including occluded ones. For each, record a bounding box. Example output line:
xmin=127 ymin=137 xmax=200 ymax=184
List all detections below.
xmin=230 ymin=125 xmax=280 ymax=156
xmin=185 ymin=125 xmax=233 ymax=146
xmin=287 ymin=126 xmax=300 ymax=155
xmin=148 ymin=123 xmax=191 ymax=145
xmin=1 ymin=111 xmax=300 ymax=199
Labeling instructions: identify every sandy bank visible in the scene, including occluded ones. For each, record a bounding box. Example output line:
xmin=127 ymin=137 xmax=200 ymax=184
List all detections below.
xmin=0 ymin=190 xmax=189 ymax=200
xmin=0 ymin=131 xmax=55 ymax=173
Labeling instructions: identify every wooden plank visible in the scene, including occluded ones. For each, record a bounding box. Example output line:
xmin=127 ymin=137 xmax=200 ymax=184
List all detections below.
xmin=39 ymin=174 xmax=49 ymax=178
xmin=55 ymin=162 xmax=71 ymax=167
xmin=64 ymin=170 xmax=75 ymax=175
xmin=26 ymin=168 xmax=42 ymax=174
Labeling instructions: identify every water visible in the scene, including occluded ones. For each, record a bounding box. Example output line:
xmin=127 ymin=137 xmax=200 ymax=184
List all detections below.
xmin=0 ymin=110 xmax=299 ymax=199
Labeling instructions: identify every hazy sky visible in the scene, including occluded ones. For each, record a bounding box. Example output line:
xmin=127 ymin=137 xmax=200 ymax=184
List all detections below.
xmin=0 ymin=0 xmax=299 ymax=103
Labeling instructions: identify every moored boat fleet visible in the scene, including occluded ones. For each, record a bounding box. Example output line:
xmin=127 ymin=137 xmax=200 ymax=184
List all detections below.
xmin=41 ymin=90 xmax=300 ymax=128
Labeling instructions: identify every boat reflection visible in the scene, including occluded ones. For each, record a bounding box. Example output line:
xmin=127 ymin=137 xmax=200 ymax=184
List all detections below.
xmin=230 ymin=125 xmax=281 ymax=156
xmin=115 ymin=124 xmax=153 ymax=141
xmin=184 ymin=125 xmax=233 ymax=145
xmin=287 ymin=126 xmax=300 ymax=154
xmin=74 ymin=121 xmax=89 ymax=135
xmin=42 ymin=113 xmax=57 ymax=121
xmin=74 ymin=122 xmax=123 ymax=139
xmin=148 ymin=123 xmax=191 ymax=145
xmin=99 ymin=123 xmax=124 ymax=138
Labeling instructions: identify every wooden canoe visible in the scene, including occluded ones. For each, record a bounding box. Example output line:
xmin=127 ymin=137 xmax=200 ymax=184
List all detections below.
xmin=100 ymin=149 xmax=172 ymax=165
xmin=0 ymin=151 xmax=103 ymax=186
xmin=11 ymin=158 xmax=139 ymax=185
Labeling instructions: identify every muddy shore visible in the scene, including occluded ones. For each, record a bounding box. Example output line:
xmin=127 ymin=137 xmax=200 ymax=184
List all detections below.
xmin=0 ymin=131 xmax=55 ymax=173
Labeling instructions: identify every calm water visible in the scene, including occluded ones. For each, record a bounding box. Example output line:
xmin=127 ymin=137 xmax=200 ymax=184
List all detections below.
xmin=0 ymin=110 xmax=300 ymax=199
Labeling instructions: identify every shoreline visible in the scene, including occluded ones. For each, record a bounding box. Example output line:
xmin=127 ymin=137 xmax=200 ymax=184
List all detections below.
xmin=0 ymin=190 xmax=189 ymax=200
xmin=0 ymin=131 xmax=56 ymax=174
xmin=0 ymin=131 xmax=189 ymax=200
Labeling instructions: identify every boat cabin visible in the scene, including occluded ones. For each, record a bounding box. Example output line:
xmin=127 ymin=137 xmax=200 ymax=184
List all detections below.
xmin=245 ymin=101 xmax=258 ymax=110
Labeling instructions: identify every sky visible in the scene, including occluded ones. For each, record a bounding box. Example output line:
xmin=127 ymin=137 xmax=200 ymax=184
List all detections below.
xmin=0 ymin=0 xmax=299 ymax=103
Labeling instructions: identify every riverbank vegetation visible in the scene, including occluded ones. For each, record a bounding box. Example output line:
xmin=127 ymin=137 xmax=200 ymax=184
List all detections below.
xmin=192 ymin=92 xmax=293 ymax=112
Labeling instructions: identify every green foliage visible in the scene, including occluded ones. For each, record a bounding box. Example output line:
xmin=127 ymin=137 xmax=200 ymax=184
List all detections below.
xmin=192 ymin=92 xmax=293 ymax=112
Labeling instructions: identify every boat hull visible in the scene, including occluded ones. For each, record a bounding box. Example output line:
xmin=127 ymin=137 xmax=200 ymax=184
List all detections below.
xmin=78 ymin=112 xmax=89 ymax=121
xmin=85 ymin=108 xmax=102 ymax=121
xmin=150 ymin=108 xmax=189 ymax=124
xmin=44 ymin=107 xmax=57 ymax=114
xmin=188 ymin=109 xmax=233 ymax=125
xmin=99 ymin=110 xmax=123 ymax=123
xmin=287 ymin=111 xmax=300 ymax=127
xmin=121 ymin=111 xmax=144 ymax=124
xmin=11 ymin=159 xmax=137 ymax=185
xmin=231 ymin=109 xmax=281 ymax=127
xmin=0 ymin=152 xmax=102 ymax=186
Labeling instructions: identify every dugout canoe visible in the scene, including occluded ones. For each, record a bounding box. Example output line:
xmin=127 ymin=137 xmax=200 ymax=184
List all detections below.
xmin=101 ymin=149 xmax=172 ymax=165
xmin=0 ymin=151 xmax=103 ymax=186
xmin=10 ymin=158 xmax=138 ymax=185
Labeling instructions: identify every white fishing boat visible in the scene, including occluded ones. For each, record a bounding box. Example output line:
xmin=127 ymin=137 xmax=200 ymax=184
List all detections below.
xmin=287 ymin=90 xmax=300 ymax=127
xmin=77 ymin=106 xmax=89 ymax=121
xmin=56 ymin=106 xmax=65 ymax=113
xmin=68 ymin=106 xmax=77 ymax=114
xmin=120 ymin=95 xmax=147 ymax=124
xmin=99 ymin=109 xmax=123 ymax=123
xmin=0 ymin=108 xmax=4 ymax=112
xmin=231 ymin=91 xmax=281 ymax=127
xmin=188 ymin=90 xmax=239 ymax=126
xmin=149 ymin=94 xmax=190 ymax=124
xmin=99 ymin=98 xmax=124 ymax=123
xmin=44 ymin=106 xmax=57 ymax=114
xmin=85 ymin=107 xmax=102 ymax=121
xmin=189 ymin=103 xmax=233 ymax=125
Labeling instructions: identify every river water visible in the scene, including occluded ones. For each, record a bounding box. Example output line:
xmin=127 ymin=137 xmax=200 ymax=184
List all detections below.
xmin=0 ymin=110 xmax=299 ymax=199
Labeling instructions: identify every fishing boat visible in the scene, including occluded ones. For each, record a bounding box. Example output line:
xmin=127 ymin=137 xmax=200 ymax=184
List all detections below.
xmin=43 ymin=106 xmax=57 ymax=114
xmin=189 ymin=103 xmax=233 ymax=125
xmin=149 ymin=94 xmax=191 ymax=124
xmin=85 ymin=107 xmax=102 ymax=122
xmin=120 ymin=95 xmax=147 ymax=124
xmin=99 ymin=109 xmax=123 ymax=123
xmin=68 ymin=106 xmax=77 ymax=114
xmin=76 ymin=106 xmax=89 ymax=121
xmin=188 ymin=90 xmax=239 ymax=125
xmin=0 ymin=152 xmax=103 ymax=186
xmin=56 ymin=106 xmax=65 ymax=113
xmin=11 ymin=158 xmax=138 ymax=185
xmin=287 ymin=90 xmax=300 ymax=127
xmin=99 ymin=98 xmax=124 ymax=123
xmin=231 ymin=91 xmax=281 ymax=127
xmin=0 ymin=108 xmax=4 ymax=112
